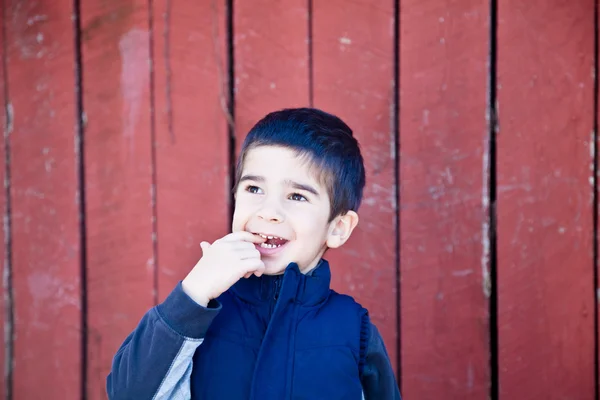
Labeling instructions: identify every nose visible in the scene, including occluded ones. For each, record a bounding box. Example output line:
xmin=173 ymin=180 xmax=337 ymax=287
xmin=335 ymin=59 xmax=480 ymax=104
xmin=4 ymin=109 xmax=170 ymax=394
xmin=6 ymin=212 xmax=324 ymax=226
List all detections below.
xmin=256 ymin=196 xmax=284 ymax=223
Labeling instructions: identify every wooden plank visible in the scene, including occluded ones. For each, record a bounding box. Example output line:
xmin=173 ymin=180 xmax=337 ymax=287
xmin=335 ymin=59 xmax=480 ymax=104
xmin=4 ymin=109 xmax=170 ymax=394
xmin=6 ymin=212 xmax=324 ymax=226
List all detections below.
xmin=234 ymin=0 xmax=309 ymax=143
xmin=152 ymin=1 xmax=230 ymax=301
xmin=79 ymin=2 xmax=154 ymax=398
xmin=496 ymin=1 xmax=595 ymax=398
xmin=4 ymin=1 xmax=82 ymax=398
xmin=399 ymin=0 xmax=490 ymax=397
xmin=0 ymin=3 xmax=6 ymax=398
xmin=312 ymin=0 xmax=398 ymax=373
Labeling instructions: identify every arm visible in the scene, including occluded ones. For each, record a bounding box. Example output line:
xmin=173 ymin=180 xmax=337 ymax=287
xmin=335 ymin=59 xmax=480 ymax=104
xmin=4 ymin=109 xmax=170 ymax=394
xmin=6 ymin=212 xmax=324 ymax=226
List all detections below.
xmin=361 ymin=323 xmax=402 ymax=400
xmin=106 ymin=282 xmax=221 ymax=400
xmin=107 ymin=232 xmax=265 ymax=399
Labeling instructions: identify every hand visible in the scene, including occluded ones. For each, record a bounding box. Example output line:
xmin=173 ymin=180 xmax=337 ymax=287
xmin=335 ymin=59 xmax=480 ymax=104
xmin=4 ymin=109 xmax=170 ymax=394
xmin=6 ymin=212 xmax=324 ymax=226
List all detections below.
xmin=182 ymin=231 xmax=266 ymax=306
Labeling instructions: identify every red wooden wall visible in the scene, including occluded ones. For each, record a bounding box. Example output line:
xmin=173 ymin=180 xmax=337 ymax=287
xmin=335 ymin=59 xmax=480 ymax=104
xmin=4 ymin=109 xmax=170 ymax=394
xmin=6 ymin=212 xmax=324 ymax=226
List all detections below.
xmin=0 ymin=0 xmax=597 ymax=399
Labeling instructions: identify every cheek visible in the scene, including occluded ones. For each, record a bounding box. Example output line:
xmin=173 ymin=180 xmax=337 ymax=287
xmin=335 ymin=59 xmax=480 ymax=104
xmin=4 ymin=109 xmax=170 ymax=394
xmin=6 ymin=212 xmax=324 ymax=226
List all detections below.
xmin=231 ymin=202 xmax=251 ymax=231
xmin=231 ymin=213 xmax=241 ymax=232
xmin=290 ymin=210 xmax=329 ymax=237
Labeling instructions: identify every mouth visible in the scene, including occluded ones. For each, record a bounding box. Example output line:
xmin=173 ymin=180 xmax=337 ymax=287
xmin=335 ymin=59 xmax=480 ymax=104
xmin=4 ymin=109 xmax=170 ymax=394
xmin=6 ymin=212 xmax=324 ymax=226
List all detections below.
xmin=254 ymin=232 xmax=289 ymax=249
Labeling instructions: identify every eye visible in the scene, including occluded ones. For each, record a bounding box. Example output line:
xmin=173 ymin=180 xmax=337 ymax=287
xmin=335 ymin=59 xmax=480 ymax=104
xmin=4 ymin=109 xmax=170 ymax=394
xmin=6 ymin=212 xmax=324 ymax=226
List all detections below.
xmin=245 ymin=185 xmax=263 ymax=194
xmin=289 ymin=193 xmax=307 ymax=202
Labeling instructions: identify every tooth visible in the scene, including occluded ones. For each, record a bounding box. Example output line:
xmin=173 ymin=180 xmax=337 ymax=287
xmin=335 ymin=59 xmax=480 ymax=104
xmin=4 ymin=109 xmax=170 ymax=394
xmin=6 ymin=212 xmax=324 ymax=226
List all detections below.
xmin=267 ymin=235 xmax=274 ymax=239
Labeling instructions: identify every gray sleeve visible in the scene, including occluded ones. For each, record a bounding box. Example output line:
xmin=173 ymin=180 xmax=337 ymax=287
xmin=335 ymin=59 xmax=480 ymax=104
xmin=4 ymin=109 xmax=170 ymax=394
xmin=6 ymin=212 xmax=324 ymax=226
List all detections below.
xmin=107 ymin=282 xmax=221 ymax=400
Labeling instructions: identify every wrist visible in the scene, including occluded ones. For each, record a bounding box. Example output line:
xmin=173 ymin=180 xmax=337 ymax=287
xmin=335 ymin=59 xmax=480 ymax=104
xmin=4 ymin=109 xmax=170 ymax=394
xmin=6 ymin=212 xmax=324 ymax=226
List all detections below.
xmin=181 ymin=278 xmax=210 ymax=307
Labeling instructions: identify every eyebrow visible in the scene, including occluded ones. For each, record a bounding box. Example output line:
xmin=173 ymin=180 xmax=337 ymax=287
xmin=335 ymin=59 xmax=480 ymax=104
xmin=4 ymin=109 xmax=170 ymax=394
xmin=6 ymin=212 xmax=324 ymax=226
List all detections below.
xmin=239 ymin=175 xmax=320 ymax=197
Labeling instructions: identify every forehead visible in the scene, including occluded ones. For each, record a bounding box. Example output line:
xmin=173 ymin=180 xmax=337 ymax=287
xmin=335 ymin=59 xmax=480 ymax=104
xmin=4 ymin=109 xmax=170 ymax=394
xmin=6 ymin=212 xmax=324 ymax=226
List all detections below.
xmin=242 ymin=146 xmax=323 ymax=185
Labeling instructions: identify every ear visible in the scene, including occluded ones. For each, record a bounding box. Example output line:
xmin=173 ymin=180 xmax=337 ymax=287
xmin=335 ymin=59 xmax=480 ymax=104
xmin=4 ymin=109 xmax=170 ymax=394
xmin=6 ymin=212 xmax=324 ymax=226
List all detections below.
xmin=326 ymin=211 xmax=359 ymax=249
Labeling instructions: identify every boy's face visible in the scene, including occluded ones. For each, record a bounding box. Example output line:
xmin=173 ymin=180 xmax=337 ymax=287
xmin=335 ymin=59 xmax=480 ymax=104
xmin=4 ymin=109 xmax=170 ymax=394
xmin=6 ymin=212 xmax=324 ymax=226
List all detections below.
xmin=232 ymin=145 xmax=357 ymax=275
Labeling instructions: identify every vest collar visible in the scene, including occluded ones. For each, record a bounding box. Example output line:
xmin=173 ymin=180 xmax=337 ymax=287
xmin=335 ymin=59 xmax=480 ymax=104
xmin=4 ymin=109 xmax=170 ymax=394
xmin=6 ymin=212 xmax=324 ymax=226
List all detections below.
xmin=231 ymin=259 xmax=331 ymax=307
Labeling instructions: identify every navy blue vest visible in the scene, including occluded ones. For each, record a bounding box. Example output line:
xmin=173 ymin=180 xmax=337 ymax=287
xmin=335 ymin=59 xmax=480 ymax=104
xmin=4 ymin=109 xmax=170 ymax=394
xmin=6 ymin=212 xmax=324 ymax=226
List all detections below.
xmin=190 ymin=260 xmax=368 ymax=399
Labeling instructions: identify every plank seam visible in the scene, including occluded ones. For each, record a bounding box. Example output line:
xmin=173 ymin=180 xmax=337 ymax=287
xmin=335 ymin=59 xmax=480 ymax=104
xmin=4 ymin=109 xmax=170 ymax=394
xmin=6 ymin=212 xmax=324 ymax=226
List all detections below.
xmin=593 ymin=1 xmax=599 ymax=398
xmin=148 ymin=0 xmax=159 ymax=306
xmin=72 ymin=0 xmax=88 ymax=397
xmin=393 ymin=0 xmax=401 ymax=391
xmin=1 ymin=1 xmax=12 ymax=397
xmin=487 ymin=0 xmax=499 ymax=398
xmin=308 ymin=0 xmax=313 ymax=107
xmin=213 ymin=0 xmax=234 ymax=132
xmin=227 ymin=0 xmax=235 ymax=223
xmin=163 ymin=0 xmax=175 ymax=145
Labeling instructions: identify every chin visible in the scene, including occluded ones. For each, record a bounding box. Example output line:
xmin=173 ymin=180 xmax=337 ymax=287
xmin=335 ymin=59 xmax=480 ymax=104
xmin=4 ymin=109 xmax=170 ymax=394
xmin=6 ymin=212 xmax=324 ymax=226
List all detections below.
xmin=263 ymin=269 xmax=286 ymax=276
xmin=262 ymin=261 xmax=288 ymax=275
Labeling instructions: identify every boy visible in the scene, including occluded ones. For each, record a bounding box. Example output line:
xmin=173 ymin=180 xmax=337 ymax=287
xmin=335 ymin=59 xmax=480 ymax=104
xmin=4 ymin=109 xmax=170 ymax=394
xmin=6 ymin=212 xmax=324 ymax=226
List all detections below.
xmin=107 ymin=108 xmax=401 ymax=399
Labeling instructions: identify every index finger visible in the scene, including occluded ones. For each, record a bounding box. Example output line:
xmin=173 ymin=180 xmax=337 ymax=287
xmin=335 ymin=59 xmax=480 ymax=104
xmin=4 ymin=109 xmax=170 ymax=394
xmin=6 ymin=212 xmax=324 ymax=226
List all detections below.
xmin=221 ymin=231 xmax=266 ymax=244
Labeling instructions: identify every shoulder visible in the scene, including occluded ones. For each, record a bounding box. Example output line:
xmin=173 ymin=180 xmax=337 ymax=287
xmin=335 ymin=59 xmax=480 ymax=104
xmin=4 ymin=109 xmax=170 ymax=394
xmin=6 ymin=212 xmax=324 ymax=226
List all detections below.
xmin=328 ymin=290 xmax=368 ymax=314
xmin=325 ymin=290 xmax=371 ymax=364
xmin=325 ymin=290 xmax=370 ymax=338
xmin=327 ymin=290 xmax=370 ymax=331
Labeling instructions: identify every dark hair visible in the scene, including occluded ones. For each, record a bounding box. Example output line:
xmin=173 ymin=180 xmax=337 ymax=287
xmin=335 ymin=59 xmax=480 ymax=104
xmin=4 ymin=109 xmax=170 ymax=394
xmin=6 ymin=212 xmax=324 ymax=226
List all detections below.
xmin=234 ymin=108 xmax=365 ymax=220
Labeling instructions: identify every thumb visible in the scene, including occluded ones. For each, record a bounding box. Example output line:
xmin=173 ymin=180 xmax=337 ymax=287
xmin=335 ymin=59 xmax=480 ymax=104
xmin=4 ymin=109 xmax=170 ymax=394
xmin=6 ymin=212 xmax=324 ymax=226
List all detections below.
xmin=200 ymin=241 xmax=211 ymax=253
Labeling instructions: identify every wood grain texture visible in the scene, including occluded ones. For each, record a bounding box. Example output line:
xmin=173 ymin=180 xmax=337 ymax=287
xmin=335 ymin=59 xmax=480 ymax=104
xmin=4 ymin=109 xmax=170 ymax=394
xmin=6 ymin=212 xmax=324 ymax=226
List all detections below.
xmin=0 ymin=3 xmax=6 ymax=398
xmin=234 ymin=0 xmax=309 ymax=143
xmin=5 ymin=1 xmax=82 ymax=398
xmin=399 ymin=0 xmax=490 ymax=397
xmin=312 ymin=0 xmax=398 ymax=373
xmin=152 ymin=0 xmax=230 ymax=301
xmin=497 ymin=1 xmax=595 ymax=398
xmin=79 ymin=1 xmax=154 ymax=398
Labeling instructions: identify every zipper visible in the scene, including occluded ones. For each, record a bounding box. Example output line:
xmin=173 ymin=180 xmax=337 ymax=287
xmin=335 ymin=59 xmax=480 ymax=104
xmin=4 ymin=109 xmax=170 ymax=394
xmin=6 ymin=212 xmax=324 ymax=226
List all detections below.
xmin=273 ymin=276 xmax=282 ymax=301
xmin=250 ymin=274 xmax=291 ymax=399
xmin=269 ymin=276 xmax=282 ymax=317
